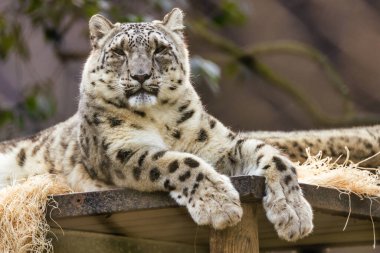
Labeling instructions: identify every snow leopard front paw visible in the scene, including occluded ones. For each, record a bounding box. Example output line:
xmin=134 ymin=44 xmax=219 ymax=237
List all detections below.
xmin=186 ymin=172 xmax=242 ymax=229
xmin=263 ymin=188 xmax=313 ymax=241
xmin=262 ymin=155 xmax=313 ymax=241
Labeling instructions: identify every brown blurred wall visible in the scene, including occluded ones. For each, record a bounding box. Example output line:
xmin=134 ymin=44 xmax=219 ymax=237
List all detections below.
xmin=1 ymin=0 xmax=380 ymax=139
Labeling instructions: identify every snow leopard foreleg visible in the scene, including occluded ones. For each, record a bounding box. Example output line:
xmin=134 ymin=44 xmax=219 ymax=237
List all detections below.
xmin=103 ymin=142 xmax=243 ymax=229
xmin=219 ymin=137 xmax=313 ymax=241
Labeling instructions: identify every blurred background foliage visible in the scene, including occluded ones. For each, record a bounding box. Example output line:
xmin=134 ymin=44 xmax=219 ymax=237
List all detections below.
xmin=0 ymin=0 xmax=380 ymax=141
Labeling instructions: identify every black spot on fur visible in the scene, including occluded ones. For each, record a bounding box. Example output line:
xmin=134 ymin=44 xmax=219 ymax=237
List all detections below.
xmin=179 ymin=170 xmax=191 ymax=181
xmin=84 ymin=115 xmax=92 ymax=126
xmin=364 ymin=142 xmax=373 ymax=149
xmin=150 ymin=168 xmax=161 ymax=181
xmin=227 ymin=132 xmax=236 ymax=140
xmin=102 ymin=139 xmax=110 ymax=151
xmin=17 ymin=148 xmax=26 ymax=167
xmin=115 ymin=169 xmax=126 ymax=179
xmin=254 ymin=143 xmax=265 ymax=153
xmin=104 ymin=98 xmax=128 ymax=109
xmin=99 ymin=155 xmax=112 ymax=184
xmin=184 ymin=157 xmax=200 ymax=168
xmin=236 ymin=138 xmax=245 ymax=147
xmin=290 ymin=166 xmax=297 ymax=175
xmin=228 ymin=151 xmax=237 ymax=165
xmin=209 ymin=119 xmax=216 ymax=129
xmin=262 ymin=165 xmax=271 ymax=170
xmin=133 ymin=167 xmax=141 ymax=180
xmin=177 ymin=110 xmax=194 ymax=124
xmin=92 ymin=135 xmax=98 ymax=146
xmin=83 ymin=163 xmax=97 ymax=179
xmin=133 ymin=110 xmax=146 ymax=117
xmin=93 ymin=113 xmax=101 ymax=125
xmin=273 ymin=156 xmax=287 ymax=172
xmin=172 ymin=130 xmax=181 ymax=139
xmin=116 ymin=149 xmax=135 ymax=163
xmin=31 ymin=135 xmax=49 ymax=156
xmin=197 ymin=128 xmax=208 ymax=142
xmin=138 ymin=151 xmax=148 ymax=166
xmin=164 ymin=179 xmax=176 ymax=191
xmin=191 ymin=183 xmax=199 ymax=195
xmin=164 ymin=179 xmax=170 ymax=188
xmin=284 ymin=175 xmax=292 ymax=185
xmin=108 ymin=117 xmax=123 ymax=127
xmin=196 ymin=173 xmax=204 ymax=182
xmin=152 ymin=150 xmax=166 ymax=160
xmin=130 ymin=124 xmax=143 ymax=129
xmin=168 ymin=160 xmax=179 ymax=173
xmin=256 ymin=154 xmax=263 ymax=166
xmin=183 ymin=187 xmax=188 ymax=197
xmin=178 ymin=102 xmax=190 ymax=112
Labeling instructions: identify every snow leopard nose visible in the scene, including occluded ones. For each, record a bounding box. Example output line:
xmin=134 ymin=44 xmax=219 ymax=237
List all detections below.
xmin=131 ymin=73 xmax=152 ymax=84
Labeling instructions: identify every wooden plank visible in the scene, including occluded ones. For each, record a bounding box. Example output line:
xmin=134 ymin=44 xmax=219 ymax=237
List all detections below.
xmin=51 ymin=207 xmax=210 ymax=246
xmin=48 ymin=175 xmax=380 ymax=250
xmin=209 ymin=203 xmax=259 ymax=253
xmin=49 ymin=176 xmax=380 ymax=221
xmin=49 ymin=207 xmax=379 ymax=249
xmin=257 ymin=209 xmax=380 ymax=249
xmin=50 ymin=229 xmax=208 ymax=253
xmin=301 ymin=184 xmax=380 ymax=220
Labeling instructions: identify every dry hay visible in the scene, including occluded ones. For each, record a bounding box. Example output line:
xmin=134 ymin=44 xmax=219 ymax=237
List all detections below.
xmin=0 ymin=174 xmax=71 ymax=253
xmin=296 ymin=148 xmax=380 ymax=248
xmin=297 ymin=148 xmax=380 ymax=198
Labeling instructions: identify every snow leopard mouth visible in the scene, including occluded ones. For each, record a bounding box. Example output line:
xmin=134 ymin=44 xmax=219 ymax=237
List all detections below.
xmin=125 ymin=87 xmax=158 ymax=107
xmin=124 ymin=86 xmax=159 ymax=98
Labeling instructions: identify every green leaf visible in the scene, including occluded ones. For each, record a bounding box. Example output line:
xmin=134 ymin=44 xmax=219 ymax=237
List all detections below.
xmin=25 ymin=0 xmax=43 ymax=14
xmin=0 ymin=110 xmax=14 ymax=127
xmin=213 ymin=0 xmax=247 ymax=26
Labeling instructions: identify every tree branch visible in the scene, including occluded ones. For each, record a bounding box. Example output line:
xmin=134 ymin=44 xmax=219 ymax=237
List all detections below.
xmin=249 ymin=41 xmax=354 ymax=118
xmin=188 ymin=20 xmax=380 ymax=126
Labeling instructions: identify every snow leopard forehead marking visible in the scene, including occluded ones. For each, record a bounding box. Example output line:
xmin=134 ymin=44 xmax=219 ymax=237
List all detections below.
xmin=107 ymin=23 xmax=172 ymax=49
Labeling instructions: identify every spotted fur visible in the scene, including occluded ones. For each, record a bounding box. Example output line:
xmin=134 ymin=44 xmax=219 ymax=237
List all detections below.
xmin=0 ymin=9 xmax=316 ymax=241
xmin=247 ymin=126 xmax=380 ymax=167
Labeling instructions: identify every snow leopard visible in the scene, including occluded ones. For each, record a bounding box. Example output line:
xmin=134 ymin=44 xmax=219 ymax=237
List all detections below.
xmin=0 ymin=8 xmax=314 ymax=241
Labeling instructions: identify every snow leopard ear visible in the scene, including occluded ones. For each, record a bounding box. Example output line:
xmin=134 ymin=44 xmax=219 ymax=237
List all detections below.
xmin=89 ymin=14 xmax=114 ymax=49
xmin=162 ymin=8 xmax=185 ymax=34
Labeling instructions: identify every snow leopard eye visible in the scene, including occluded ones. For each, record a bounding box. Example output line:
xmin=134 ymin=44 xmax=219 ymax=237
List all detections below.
xmin=154 ymin=45 xmax=168 ymax=55
xmin=112 ymin=48 xmax=125 ymax=56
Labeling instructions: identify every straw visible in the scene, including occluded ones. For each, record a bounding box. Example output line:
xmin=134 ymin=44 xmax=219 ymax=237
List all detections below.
xmin=0 ymin=174 xmax=71 ymax=253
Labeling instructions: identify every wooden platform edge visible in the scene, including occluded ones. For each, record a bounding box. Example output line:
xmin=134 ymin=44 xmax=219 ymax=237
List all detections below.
xmin=49 ymin=175 xmax=380 ymax=221
xmin=50 ymin=229 xmax=209 ymax=253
